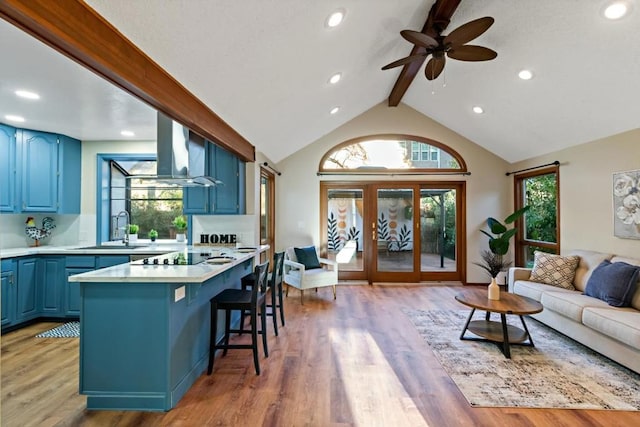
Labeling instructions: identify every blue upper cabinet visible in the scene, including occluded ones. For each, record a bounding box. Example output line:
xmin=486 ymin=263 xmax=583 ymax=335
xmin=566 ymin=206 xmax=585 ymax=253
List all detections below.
xmin=183 ymin=142 xmax=246 ymax=215
xmin=57 ymin=135 xmax=82 ymax=213
xmin=21 ymin=129 xmax=59 ymax=212
xmin=0 ymin=124 xmax=17 ymax=212
xmin=1 ymin=126 xmax=81 ymax=214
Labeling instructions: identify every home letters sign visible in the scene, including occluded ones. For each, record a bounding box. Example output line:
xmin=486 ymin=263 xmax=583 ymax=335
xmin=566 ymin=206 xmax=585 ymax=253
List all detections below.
xmin=200 ymin=234 xmax=237 ymax=244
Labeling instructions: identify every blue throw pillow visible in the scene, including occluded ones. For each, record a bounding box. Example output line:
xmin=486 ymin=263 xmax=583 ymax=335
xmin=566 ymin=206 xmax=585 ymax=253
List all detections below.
xmin=584 ymin=260 xmax=640 ymax=307
xmin=294 ymin=246 xmax=322 ymax=270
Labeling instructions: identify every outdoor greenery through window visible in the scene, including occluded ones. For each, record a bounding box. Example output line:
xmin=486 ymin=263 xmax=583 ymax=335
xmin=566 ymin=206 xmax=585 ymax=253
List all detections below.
xmin=110 ymin=160 xmax=183 ymax=240
xmin=320 ymin=136 xmax=465 ymax=172
xmin=515 ymin=168 xmax=559 ymax=267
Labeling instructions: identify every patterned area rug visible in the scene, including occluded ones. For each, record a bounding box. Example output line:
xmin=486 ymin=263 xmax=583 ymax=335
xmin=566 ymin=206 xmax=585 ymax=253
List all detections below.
xmin=403 ymin=309 xmax=640 ymax=410
xmin=35 ymin=322 xmax=80 ymax=338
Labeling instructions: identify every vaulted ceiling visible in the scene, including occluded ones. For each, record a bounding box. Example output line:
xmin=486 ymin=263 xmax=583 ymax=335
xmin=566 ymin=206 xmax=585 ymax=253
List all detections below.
xmin=2 ymin=1 xmax=639 ymax=164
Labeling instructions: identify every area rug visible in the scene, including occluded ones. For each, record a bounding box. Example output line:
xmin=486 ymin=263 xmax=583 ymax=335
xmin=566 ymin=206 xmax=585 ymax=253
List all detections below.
xmin=403 ymin=309 xmax=640 ymax=410
xmin=35 ymin=322 xmax=80 ymax=338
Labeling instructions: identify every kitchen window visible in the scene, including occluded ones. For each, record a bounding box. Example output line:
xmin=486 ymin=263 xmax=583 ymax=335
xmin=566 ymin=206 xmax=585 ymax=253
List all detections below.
xmin=97 ymin=155 xmax=183 ymax=242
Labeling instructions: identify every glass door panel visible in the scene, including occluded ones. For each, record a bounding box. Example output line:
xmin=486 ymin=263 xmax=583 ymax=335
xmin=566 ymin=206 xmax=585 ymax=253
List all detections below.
xmin=420 ymin=189 xmax=456 ymax=272
xmin=373 ymin=187 xmax=417 ymax=280
xmin=326 ymin=188 xmax=364 ymax=273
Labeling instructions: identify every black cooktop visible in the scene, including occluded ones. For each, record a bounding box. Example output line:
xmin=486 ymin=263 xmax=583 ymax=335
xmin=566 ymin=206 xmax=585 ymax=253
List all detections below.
xmin=131 ymin=251 xmax=226 ymax=266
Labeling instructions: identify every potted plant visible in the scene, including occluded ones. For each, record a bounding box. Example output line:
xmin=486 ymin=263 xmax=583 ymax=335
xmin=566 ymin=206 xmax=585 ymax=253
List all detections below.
xmin=128 ymin=224 xmax=139 ymax=243
xmin=476 ymin=206 xmax=530 ymax=298
xmin=173 ymin=215 xmax=187 ymax=242
xmin=148 ymin=229 xmax=158 ymax=242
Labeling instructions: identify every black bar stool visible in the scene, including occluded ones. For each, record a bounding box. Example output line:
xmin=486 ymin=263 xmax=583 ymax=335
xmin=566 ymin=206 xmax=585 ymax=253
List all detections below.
xmin=207 ymin=261 xmax=269 ymax=375
xmin=240 ymin=251 xmax=285 ymax=335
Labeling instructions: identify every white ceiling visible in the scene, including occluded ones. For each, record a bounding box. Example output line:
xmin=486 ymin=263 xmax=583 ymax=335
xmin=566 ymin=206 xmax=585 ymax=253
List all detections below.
xmin=2 ymin=1 xmax=639 ymax=163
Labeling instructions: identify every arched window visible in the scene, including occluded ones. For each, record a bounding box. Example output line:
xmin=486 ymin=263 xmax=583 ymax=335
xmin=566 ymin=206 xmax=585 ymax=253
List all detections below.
xmin=319 ymin=134 xmax=467 ymax=174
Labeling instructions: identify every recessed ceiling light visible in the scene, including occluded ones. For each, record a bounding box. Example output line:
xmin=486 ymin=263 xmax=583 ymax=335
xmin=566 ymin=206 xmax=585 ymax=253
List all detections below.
xmin=326 ymin=10 xmax=345 ymax=27
xmin=603 ymin=1 xmax=629 ymax=19
xmin=330 ymin=107 xmax=340 ymax=115
xmin=518 ymin=69 xmax=533 ymax=80
xmin=15 ymin=90 xmax=40 ymax=100
xmin=4 ymin=114 xmax=25 ymax=123
xmin=120 ymin=130 xmax=135 ymax=137
xmin=328 ymin=73 xmax=342 ymax=84
xmin=472 ymin=106 xmax=484 ymax=114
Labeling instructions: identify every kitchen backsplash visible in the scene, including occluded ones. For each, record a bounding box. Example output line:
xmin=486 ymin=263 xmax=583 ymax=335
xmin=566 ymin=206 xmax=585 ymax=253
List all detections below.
xmin=0 ymin=214 xmax=96 ymax=249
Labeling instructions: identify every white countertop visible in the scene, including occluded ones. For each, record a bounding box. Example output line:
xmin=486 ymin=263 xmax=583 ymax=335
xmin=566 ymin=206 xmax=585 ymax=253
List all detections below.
xmin=67 ymin=245 xmax=268 ymax=283
xmin=0 ymin=242 xmax=188 ymax=259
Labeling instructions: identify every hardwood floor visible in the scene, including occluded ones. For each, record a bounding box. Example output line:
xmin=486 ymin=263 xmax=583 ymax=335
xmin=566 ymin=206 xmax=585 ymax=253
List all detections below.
xmin=2 ymin=284 xmax=638 ymax=426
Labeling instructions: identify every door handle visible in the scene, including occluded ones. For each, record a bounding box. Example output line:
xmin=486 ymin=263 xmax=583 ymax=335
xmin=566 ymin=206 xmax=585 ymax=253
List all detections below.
xmin=372 ymin=222 xmax=376 ymax=241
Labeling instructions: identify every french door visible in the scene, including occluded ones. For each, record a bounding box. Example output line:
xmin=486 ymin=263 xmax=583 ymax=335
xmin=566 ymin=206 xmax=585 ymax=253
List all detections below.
xmin=321 ymin=181 xmax=465 ymax=283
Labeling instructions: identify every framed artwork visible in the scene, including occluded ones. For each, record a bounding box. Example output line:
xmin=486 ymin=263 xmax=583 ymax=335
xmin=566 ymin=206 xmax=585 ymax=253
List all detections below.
xmin=613 ymin=169 xmax=640 ymax=239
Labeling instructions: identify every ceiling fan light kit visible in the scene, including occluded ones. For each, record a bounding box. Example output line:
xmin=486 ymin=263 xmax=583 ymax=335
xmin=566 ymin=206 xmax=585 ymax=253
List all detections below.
xmin=383 ymin=16 xmax=497 ymax=81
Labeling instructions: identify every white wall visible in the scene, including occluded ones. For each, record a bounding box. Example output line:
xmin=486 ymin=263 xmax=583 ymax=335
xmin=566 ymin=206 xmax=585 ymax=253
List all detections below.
xmin=509 ymin=128 xmax=640 ymax=259
xmin=274 ymin=102 xmax=512 ymax=283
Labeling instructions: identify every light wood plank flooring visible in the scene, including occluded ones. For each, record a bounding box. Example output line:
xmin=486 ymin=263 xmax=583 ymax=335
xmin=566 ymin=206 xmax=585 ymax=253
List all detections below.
xmin=2 ymin=284 xmax=639 ymax=426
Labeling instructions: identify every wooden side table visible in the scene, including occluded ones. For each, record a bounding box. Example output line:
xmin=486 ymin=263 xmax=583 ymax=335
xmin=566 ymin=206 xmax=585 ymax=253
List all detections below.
xmin=455 ymin=289 xmax=543 ymax=358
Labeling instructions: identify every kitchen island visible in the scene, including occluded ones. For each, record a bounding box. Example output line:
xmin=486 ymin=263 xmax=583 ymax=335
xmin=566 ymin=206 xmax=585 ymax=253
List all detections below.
xmin=69 ymin=246 xmax=268 ymax=411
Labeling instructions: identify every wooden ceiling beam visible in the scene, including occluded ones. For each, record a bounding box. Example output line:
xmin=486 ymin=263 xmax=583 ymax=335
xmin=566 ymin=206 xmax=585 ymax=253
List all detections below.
xmin=388 ymin=0 xmax=462 ymax=107
xmin=0 ymin=0 xmax=255 ymax=162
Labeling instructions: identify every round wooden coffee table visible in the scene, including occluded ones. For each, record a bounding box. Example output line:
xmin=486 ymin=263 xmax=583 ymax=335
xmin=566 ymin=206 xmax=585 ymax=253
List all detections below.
xmin=455 ymin=288 xmax=543 ymax=358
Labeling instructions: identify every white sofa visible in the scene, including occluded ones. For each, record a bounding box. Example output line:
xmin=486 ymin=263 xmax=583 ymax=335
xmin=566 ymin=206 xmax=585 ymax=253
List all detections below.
xmin=283 ymin=247 xmax=338 ymax=304
xmin=509 ymin=249 xmax=640 ymax=374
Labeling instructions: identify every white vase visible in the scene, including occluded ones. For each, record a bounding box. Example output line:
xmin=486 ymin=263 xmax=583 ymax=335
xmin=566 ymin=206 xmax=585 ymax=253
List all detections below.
xmin=176 ymin=233 xmax=186 ymax=242
xmin=488 ymin=277 xmax=500 ymax=300
xmin=128 ymin=233 xmax=138 ymax=243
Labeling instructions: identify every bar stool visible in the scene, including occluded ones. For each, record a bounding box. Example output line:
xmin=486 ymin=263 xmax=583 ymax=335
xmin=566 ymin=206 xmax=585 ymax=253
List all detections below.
xmin=241 ymin=251 xmax=285 ymax=335
xmin=207 ymin=261 xmax=269 ymax=375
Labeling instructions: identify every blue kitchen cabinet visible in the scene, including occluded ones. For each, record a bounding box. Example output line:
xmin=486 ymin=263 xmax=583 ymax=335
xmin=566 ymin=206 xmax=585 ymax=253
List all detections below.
xmin=16 ymin=257 xmax=39 ymax=323
xmin=0 ymin=124 xmax=17 ymax=212
xmin=96 ymin=255 xmax=130 ymax=269
xmin=65 ymin=256 xmax=96 ymax=317
xmin=1 ymin=259 xmax=17 ymax=327
xmin=21 ymin=130 xmax=58 ymax=212
xmin=183 ymin=142 xmax=245 ymax=215
xmin=211 ymin=145 xmax=246 ymax=214
xmin=57 ymin=135 xmax=82 ymax=214
xmin=183 ymin=185 xmax=209 ymax=214
xmin=1 ymin=126 xmax=81 ymax=214
xmin=39 ymin=257 xmax=65 ymax=316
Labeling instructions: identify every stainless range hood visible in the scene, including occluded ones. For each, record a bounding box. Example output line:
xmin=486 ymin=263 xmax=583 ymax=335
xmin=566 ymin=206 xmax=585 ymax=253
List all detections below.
xmin=127 ymin=111 xmax=222 ymax=186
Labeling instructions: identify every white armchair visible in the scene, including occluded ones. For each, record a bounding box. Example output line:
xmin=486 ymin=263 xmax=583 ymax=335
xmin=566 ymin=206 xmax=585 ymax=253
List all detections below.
xmin=283 ymin=247 xmax=338 ymax=304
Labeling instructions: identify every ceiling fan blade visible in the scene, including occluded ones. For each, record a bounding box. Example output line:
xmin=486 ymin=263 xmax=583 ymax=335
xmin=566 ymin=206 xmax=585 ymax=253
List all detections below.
xmin=400 ymin=30 xmax=438 ymax=49
xmin=425 ymin=56 xmax=445 ymax=80
xmin=447 ymin=45 xmax=497 ymax=61
xmin=381 ymin=54 xmax=428 ymax=70
xmin=443 ymin=17 xmax=494 ymax=47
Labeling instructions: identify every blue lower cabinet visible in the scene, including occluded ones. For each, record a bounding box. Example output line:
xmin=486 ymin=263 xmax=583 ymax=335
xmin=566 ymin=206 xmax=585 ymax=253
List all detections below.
xmin=39 ymin=257 xmax=65 ymax=316
xmin=65 ymin=268 xmax=92 ymax=316
xmin=96 ymin=255 xmax=130 ymax=269
xmin=1 ymin=259 xmax=17 ymax=327
xmin=16 ymin=258 xmax=39 ymax=323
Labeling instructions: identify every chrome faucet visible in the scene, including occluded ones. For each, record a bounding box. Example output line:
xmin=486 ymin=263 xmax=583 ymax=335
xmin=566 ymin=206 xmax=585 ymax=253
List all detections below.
xmin=117 ymin=210 xmax=130 ymax=246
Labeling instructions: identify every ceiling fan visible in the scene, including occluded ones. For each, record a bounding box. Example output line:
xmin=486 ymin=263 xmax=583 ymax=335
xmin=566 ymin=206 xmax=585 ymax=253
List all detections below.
xmin=382 ymin=16 xmax=497 ymax=81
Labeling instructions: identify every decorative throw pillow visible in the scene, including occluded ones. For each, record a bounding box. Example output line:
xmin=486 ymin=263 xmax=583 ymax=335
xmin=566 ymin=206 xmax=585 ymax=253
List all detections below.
xmin=584 ymin=260 xmax=640 ymax=307
xmin=529 ymin=251 xmax=580 ymax=290
xmin=294 ymin=246 xmax=322 ymax=270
